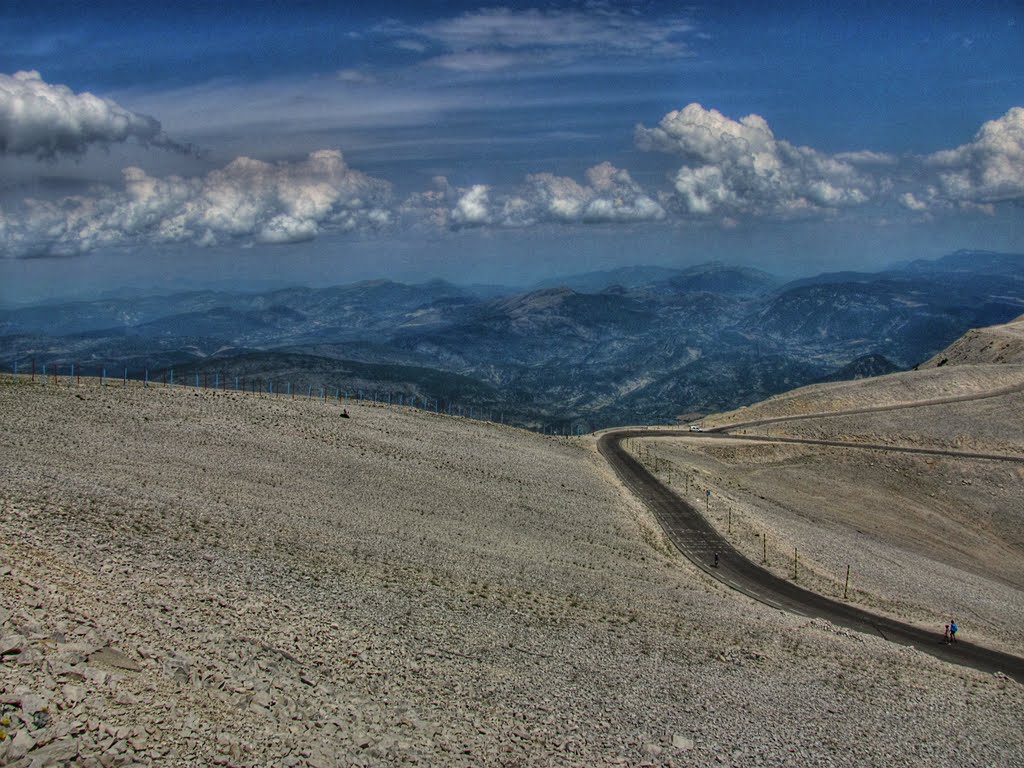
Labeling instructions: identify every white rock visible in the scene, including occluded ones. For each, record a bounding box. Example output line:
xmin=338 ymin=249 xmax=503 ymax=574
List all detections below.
xmin=0 ymin=634 xmax=26 ymax=656
xmin=673 ymin=734 xmax=695 ymax=751
xmin=11 ymin=727 xmax=36 ymax=757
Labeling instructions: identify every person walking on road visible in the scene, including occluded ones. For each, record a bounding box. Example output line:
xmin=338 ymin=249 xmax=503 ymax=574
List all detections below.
xmin=943 ymin=624 xmax=950 ymax=643
xmin=950 ymin=620 xmax=958 ymax=643
xmin=713 ymin=551 xmax=720 ymax=568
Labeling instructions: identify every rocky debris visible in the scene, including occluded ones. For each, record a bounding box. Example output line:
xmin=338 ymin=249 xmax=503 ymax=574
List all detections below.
xmin=1 ymin=376 xmax=1023 ymax=766
xmin=0 ymin=635 xmax=26 ymax=657
xmin=88 ymin=646 xmax=142 ymax=672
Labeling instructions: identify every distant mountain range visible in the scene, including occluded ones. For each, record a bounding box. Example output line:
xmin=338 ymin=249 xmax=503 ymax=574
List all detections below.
xmin=3 ymin=250 xmax=1023 ymax=430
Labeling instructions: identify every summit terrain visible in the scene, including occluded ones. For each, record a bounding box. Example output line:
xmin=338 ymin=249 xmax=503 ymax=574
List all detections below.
xmin=1 ymin=311 xmax=1023 ymax=764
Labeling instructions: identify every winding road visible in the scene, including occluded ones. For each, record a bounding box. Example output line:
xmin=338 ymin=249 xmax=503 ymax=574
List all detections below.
xmin=597 ymin=427 xmax=1024 ymax=683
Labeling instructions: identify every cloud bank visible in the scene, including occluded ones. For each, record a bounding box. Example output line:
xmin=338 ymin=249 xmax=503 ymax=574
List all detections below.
xmin=925 ymin=107 xmax=1024 ymax=206
xmin=2 ymin=85 xmax=1020 ymax=260
xmin=635 ymin=104 xmax=877 ymax=217
xmin=405 ymin=163 xmax=665 ymax=230
xmin=0 ymin=71 xmax=187 ymax=158
xmin=636 ymin=103 xmax=1024 ymax=218
xmin=0 ymin=150 xmax=391 ymax=258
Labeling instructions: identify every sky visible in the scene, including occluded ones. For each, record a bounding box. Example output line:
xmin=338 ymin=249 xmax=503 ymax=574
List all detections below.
xmin=0 ymin=0 xmax=1022 ymax=303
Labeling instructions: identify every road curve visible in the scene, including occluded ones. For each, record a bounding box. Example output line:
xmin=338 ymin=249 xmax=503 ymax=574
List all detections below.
xmin=598 ymin=428 xmax=1024 ymax=684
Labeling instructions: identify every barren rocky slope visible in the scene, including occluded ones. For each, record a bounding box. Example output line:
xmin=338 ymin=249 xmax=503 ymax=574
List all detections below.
xmin=706 ymin=363 xmax=1024 ymax=427
xmin=1 ymin=376 xmax=1022 ymax=767
xmin=922 ymin=314 xmax=1024 ymax=368
xmin=644 ymin=351 xmax=1024 ymax=664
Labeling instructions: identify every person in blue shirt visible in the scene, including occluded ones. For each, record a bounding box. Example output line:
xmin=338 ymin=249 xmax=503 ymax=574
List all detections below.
xmin=950 ymin=620 xmax=958 ymax=643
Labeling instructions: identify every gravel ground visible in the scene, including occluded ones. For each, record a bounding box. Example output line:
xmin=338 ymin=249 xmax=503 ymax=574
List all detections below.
xmin=641 ymin=438 xmax=1024 ymax=654
xmin=1 ymin=375 xmax=1022 ymax=767
xmin=742 ymin=389 xmax=1024 ymax=456
xmin=922 ymin=316 xmax=1024 ymax=367
xmin=708 ymin=363 xmax=1024 ymax=427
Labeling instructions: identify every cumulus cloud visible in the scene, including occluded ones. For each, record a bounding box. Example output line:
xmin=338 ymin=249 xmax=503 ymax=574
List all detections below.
xmin=451 ymin=184 xmax=492 ymax=226
xmin=525 ymin=163 xmax=665 ymax=224
xmin=924 ymin=107 xmax=1024 ymax=206
xmin=405 ymin=163 xmax=664 ymax=231
xmin=0 ymin=70 xmax=187 ymax=158
xmin=635 ymin=103 xmax=877 ymax=217
xmin=0 ymin=149 xmax=392 ymax=258
xmin=899 ymin=192 xmax=930 ymax=212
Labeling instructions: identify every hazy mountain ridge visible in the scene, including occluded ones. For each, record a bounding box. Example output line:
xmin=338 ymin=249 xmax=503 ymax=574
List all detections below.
xmin=3 ymin=253 xmax=1023 ymax=429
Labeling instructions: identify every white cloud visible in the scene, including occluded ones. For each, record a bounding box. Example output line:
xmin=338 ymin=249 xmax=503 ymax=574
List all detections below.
xmin=430 ymin=51 xmax=532 ymax=73
xmin=406 ymin=7 xmax=693 ymax=72
xmin=336 ymin=69 xmax=379 ymax=85
xmin=407 ymin=163 xmax=664 ymax=230
xmin=925 ymin=107 xmax=1024 ymax=205
xmin=395 ymin=39 xmax=428 ymax=53
xmin=0 ymin=70 xmax=185 ymax=158
xmin=635 ymin=103 xmax=876 ymax=217
xmin=419 ymin=7 xmax=691 ymax=56
xmin=898 ymin=192 xmax=929 ymax=211
xmin=834 ymin=150 xmax=898 ymax=165
xmin=450 ymin=184 xmax=492 ymax=226
xmin=0 ymin=149 xmax=392 ymax=258
xmin=525 ymin=162 xmax=665 ymax=224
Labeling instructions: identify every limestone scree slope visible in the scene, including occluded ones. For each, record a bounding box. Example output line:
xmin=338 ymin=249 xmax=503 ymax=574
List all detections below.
xmin=1 ymin=375 xmax=1022 ymax=767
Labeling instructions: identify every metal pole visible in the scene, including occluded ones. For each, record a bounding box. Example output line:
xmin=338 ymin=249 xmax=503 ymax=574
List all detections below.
xmin=844 ymin=565 xmax=850 ymax=599
xmin=793 ymin=548 xmax=798 ymax=581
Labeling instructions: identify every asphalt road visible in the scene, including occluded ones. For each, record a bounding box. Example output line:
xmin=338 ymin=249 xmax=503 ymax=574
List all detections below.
xmin=597 ymin=428 xmax=1024 ymax=684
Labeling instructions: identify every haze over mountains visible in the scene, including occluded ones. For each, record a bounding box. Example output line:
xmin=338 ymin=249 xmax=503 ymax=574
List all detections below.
xmin=2 ymin=250 xmax=1023 ymax=430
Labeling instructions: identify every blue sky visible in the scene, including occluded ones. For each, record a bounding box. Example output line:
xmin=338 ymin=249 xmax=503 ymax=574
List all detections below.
xmin=1 ymin=0 xmax=1022 ymax=302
